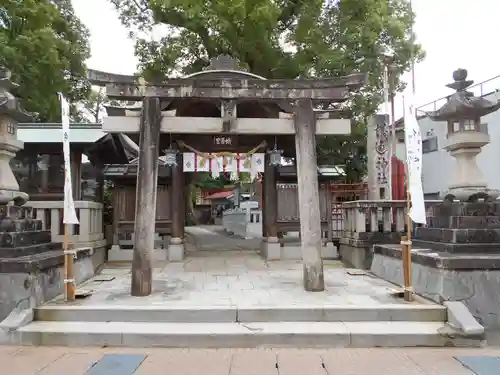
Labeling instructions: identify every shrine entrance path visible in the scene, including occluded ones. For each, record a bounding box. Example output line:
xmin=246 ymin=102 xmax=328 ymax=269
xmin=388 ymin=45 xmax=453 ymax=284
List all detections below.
xmin=44 ymin=251 xmax=430 ymax=308
xmin=185 ymin=225 xmax=262 ymax=253
xmin=17 ymin=252 xmax=454 ymax=347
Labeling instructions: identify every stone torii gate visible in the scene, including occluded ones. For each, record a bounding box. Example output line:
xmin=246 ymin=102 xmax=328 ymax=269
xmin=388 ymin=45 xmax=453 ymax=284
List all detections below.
xmin=89 ymin=56 xmax=366 ymax=295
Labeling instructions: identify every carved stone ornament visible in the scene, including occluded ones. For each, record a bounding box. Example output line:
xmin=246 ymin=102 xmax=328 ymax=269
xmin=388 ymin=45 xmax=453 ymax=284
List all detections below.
xmin=205 ymin=55 xmax=244 ymax=71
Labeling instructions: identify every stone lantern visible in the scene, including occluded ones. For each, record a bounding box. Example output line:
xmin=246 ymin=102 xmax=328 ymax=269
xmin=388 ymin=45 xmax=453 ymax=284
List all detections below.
xmin=426 ymin=68 xmax=500 ymax=201
xmin=0 ymin=67 xmax=33 ymax=205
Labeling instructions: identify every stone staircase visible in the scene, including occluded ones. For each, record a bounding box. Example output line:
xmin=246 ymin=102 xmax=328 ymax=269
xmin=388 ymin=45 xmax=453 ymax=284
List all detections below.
xmin=5 ymin=303 xmax=481 ymax=348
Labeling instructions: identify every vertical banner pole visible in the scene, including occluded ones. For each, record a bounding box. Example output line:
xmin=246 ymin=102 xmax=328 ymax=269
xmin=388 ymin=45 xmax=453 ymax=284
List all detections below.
xmin=401 ymin=0 xmax=422 ymax=302
xmin=402 ymin=191 xmax=413 ymax=302
xmin=59 ymin=93 xmax=79 ymax=302
xmin=63 ymin=223 xmax=68 ymax=300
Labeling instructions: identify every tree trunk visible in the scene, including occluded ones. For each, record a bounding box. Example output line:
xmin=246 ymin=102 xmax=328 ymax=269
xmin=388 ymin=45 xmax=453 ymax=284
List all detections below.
xmin=131 ymin=97 xmax=161 ymax=296
xmin=294 ymin=98 xmax=325 ymax=291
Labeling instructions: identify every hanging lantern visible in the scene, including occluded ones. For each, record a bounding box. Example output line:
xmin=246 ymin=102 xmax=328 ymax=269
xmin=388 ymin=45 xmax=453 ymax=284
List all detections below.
xmin=164 ymin=148 xmax=178 ymax=167
xmin=268 ymin=148 xmax=283 ymax=167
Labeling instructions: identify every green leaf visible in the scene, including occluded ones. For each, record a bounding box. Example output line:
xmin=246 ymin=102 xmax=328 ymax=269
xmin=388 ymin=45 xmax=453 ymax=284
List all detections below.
xmin=0 ymin=0 xmax=90 ymax=122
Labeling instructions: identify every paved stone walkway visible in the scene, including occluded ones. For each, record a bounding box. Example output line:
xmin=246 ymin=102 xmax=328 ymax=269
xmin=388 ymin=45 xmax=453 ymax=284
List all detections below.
xmin=49 ymin=251 xmax=426 ymax=308
xmin=185 ymin=225 xmax=262 ymax=252
xmin=1 ymin=346 xmax=499 ymax=374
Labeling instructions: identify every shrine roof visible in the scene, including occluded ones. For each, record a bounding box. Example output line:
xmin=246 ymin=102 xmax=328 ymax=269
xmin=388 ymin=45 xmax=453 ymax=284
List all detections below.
xmin=205 ymin=191 xmax=233 ymax=200
xmin=17 ymin=123 xmax=106 ymax=143
xmin=425 ymin=69 xmax=500 ymax=121
xmin=103 ymin=163 xmax=171 ymax=179
xmin=425 ymin=92 xmax=500 ymax=121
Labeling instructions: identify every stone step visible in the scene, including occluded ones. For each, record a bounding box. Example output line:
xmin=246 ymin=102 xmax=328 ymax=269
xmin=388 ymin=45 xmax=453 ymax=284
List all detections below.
xmin=0 ymin=241 xmax=61 ymax=258
xmin=0 ymin=250 xmax=64 ymax=273
xmin=411 ymin=239 xmax=500 ymax=253
xmin=0 ymin=247 xmax=92 ymax=273
xmin=10 ymin=321 xmax=452 ymax=348
xmin=415 ymin=227 xmax=500 ymax=244
xmin=34 ymin=304 xmax=447 ymax=323
xmin=427 ymin=216 xmax=500 ymax=229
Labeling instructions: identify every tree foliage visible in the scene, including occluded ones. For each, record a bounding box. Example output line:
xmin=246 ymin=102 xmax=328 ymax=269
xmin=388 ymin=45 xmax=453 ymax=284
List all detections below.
xmin=0 ymin=0 xmax=90 ymax=122
xmin=111 ymin=0 xmax=424 ymax=181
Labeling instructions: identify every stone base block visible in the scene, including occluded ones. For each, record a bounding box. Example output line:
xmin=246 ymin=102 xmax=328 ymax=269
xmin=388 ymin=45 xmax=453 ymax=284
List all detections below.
xmin=280 ymin=244 xmax=338 ymax=260
xmin=260 ymin=241 xmax=338 ymax=261
xmin=339 ymin=241 xmax=371 ymax=269
xmin=108 ymin=246 xmax=167 ymax=262
xmin=338 ymin=233 xmax=406 ymax=270
xmin=168 ymin=243 xmax=185 ymax=262
xmin=324 ymin=242 xmax=339 ymax=259
xmin=0 ymin=247 xmax=105 ymax=323
xmin=261 ymin=239 xmax=281 ymax=260
xmin=371 ymin=244 xmax=500 ymax=329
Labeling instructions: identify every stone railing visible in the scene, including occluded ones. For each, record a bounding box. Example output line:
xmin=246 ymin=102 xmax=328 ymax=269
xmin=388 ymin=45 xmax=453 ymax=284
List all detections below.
xmin=222 ymin=208 xmax=262 ymax=239
xmin=343 ymin=200 xmax=408 ymax=236
xmin=25 ymin=200 xmax=106 ymax=250
xmin=339 ymin=200 xmax=440 ymax=269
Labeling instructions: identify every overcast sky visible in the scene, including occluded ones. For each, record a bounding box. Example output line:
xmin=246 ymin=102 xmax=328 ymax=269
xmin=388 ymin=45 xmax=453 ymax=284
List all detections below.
xmin=72 ymin=0 xmax=500 ymax=117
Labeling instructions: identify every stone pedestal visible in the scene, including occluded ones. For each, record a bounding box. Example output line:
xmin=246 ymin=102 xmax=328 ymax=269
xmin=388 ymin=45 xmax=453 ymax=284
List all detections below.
xmin=443 ymin=132 xmax=500 ymax=200
xmin=0 ymin=205 xmax=65 ymax=273
xmin=260 ymin=235 xmax=339 ymax=261
xmin=371 ymin=201 xmax=500 ymax=328
xmin=261 ymin=236 xmax=280 ymax=260
xmin=167 ymin=237 xmax=184 ymax=262
xmin=339 ymin=231 xmax=404 ymax=270
xmin=0 ymin=204 xmax=102 ymax=322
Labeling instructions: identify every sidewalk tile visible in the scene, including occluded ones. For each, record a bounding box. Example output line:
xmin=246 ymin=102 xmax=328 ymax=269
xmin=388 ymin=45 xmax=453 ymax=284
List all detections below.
xmin=277 ymin=350 xmax=326 ymax=375
xmin=39 ymin=351 xmax=104 ymax=375
xmin=231 ymin=349 xmax=277 ymax=375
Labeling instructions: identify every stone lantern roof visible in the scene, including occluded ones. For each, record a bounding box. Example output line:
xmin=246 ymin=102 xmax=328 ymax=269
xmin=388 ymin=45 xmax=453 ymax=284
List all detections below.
xmin=0 ymin=67 xmax=33 ymax=122
xmin=425 ymin=68 xmax=500 ymax=121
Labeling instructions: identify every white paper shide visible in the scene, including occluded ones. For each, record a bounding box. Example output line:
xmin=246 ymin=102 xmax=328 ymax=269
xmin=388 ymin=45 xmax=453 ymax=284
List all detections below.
xmin=58 ymin=93 xmax=79 ymax=225
xmin=403 ymin=93 xmax=426 ymax=225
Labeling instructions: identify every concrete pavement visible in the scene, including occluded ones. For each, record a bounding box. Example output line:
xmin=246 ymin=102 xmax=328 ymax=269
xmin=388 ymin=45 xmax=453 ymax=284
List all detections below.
xmin=1 ymin=346 xmax=499 ymax=374
xmin=8 ymin=252 xmax=458 ymax=348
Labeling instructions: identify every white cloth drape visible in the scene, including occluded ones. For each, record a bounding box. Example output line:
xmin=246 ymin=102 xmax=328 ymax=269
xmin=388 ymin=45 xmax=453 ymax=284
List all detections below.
xmin=403 ymin=92 xmax=426 ymax=225
xmin=58 ymin=93 xmax=79 ymax=225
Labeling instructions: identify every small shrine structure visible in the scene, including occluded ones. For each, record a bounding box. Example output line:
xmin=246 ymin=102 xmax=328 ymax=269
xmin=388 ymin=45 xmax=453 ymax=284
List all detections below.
xmin=89 ymin=55 xmax=366 ymax=293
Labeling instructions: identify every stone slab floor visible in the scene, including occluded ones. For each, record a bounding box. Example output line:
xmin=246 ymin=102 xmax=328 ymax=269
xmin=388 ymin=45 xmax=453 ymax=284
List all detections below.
xmin=2 ymin=346 xmax=500 ymax=375
xmin=47 ymin=250 xmax=429 ymax=307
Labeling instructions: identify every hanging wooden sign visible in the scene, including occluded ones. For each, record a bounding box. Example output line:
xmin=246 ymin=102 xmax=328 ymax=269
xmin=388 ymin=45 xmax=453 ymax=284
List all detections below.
xmin=213 ymin=135 xmax=233 ymax=146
